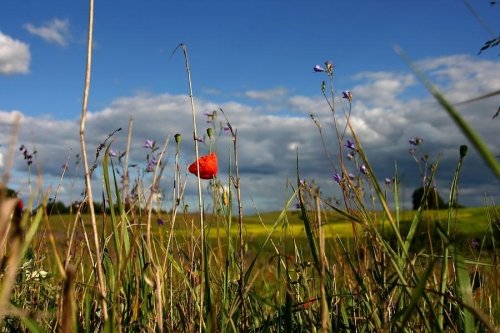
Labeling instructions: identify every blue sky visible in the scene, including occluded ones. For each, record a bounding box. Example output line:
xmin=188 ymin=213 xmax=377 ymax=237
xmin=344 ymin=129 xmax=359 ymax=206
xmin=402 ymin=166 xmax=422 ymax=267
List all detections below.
xmin=0 ymin=1 xmax=499 ymax=211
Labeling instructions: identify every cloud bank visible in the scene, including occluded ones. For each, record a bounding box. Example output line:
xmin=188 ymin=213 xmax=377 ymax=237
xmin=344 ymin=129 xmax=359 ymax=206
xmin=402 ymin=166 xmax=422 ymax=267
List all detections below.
xmin=1 ymin=55 xmax=498 ymax=212
xmin=0 ymin=32 xmax=30 ymax=75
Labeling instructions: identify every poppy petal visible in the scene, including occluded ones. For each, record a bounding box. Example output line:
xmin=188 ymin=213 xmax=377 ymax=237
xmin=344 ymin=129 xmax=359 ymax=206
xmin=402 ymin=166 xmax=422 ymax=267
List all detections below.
xmin=188 ymin=152 xmax=218 ymax=179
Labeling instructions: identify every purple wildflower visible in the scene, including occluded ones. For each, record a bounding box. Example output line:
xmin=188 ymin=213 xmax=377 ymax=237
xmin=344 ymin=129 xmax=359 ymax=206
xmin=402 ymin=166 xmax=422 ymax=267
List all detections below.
xmin=409 ymin=137 xmax=423 ymax=146
xmin=332 ymin=173 xmax=342 ymax=184
xmin=108 ymin=149 xmax=117 ymax=157
xmin=19 ymin=144 xmax=34 ymax=166
xmin=342 ymin=90 xmax=353 ymax=102
xmin=144 ymin=139 xmax=156 ymax=149
xmin=146 ymin=157 xmax=158 ymax=172
xmin=360 ymin=164 xmax=368 ymax=175
xmin=344 ymin=139 xmax=357 ymax=151
xmin=204 ymin=110 xmax=216 ymax=120
xmin=348 ymin=173 xmax=355 ymax=180
xmin=313 ymin=65 xmax=326 ymax=72
xmin=157 ymin=218 xmax=165 ymax=226
xmin=385 ymin=178 xmax=391 ymax=185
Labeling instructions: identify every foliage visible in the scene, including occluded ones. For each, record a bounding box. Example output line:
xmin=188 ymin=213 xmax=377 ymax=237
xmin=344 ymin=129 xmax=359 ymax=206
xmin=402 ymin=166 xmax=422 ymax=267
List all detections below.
xmin=411 ymin=186 xmax=446 ymax=210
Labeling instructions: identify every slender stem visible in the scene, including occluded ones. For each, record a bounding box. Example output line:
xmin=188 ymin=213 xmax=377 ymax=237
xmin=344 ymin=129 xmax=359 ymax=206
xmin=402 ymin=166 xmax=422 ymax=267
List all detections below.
xmin=220 ymin=108 xmax=246 ymax=330
xmin=176 ymin=43 xmax=205 ymax=332
xmin=78 ymin=0 xmax=108 ymax=320
xmin=233 ymin=132 xmax=246 ymax=330
xmin=316 ymin=193 xmax=328 ymax=332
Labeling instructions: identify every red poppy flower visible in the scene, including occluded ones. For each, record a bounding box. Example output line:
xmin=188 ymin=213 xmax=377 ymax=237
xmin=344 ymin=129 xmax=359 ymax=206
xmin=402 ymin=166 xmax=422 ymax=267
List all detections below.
xmin=188 ymin=152 xmax=218 ymax=179
xmin=16 ymin=198 xmax=24 ymax=212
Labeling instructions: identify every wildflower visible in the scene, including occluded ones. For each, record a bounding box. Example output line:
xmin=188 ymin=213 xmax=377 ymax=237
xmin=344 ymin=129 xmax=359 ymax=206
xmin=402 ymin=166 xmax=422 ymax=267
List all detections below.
xmin=204 ymin=110 xmax=216 ymax=119
xmin=332 ymin=173 xmax=342 ymax=184
xmin=157 ymin=218 xmax=165 ymax=226
xmin=348 ymin=173 xmax=355 ymax=180
xmin=108 ymin=149 xmax=117 ymax=157
xmin=188 ymin=152 xmax=218 ymax=179
xmin=146 ymin=157 xmax=158 ymax=172
xmin=16 ymin=198 xmax=24 ymax=212
xmin=144 ymin=139 xmax=156 ymax=149
xmin=19 ymin=144 xmax=34 ymax=166
xmin=344 ymin=139 xmax=357 ymax=151
xmin=14 ymin=198 xmax=24 ymax=218
xmin=360 ymin=164 xmax=368 ymax=175
xmin=385 ymin=178 xmax=392 ymax=185
xmin=26 ymin=269 xmax=48 ymax=281
xmin=342 ymin=90 xmax=353 ymax=102
xmin=408 ymin=137 xmax=423 ymax=146
xmin=313 ymin=64 xmax=326 ymax=72
xmin=347 ymin=152 xmax=355 ymax=160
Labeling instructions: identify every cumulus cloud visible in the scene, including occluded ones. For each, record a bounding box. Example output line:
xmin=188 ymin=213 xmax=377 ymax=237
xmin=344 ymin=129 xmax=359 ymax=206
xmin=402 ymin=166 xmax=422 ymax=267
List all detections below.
xmin=0 ymin=31 xmax=30 ymax=75
xmin=24 ymin=18 xmax=71 ymax=47
xmin=2 ymin=55 xmax=498 ymax=211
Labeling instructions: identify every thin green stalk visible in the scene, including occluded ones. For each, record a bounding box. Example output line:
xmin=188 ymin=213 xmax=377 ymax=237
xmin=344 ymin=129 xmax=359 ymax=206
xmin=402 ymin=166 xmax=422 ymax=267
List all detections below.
xmin=219 ymin=108 xmax=246 ymax=330
xmin=316 ymin=193 xmax=330 ymax=332
xmin=438 ymin=145 xmax=468 ymax=330
xmin=123 ymin=117 xmax=133 ymax=208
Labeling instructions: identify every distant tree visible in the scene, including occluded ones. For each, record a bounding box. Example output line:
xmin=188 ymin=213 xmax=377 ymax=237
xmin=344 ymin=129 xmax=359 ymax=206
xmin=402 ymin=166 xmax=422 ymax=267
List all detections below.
xmin=46 ymin=200 xmax=70 ymax=214
xmin=412 ymin=186 xmax=446 ymax=210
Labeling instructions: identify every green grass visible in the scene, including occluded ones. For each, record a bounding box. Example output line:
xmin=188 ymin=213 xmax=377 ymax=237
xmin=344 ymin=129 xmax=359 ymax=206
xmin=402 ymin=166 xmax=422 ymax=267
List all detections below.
xmin=0 ymin=9 xmax=498 ymax=330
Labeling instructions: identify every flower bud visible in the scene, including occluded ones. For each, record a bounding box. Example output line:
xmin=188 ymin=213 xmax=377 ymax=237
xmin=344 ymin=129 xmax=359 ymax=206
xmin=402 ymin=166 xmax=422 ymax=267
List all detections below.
xmin=174 ymin=133 xmax=182 ymax=145
xmin=459 ymin=145 xmax=468 ymax=159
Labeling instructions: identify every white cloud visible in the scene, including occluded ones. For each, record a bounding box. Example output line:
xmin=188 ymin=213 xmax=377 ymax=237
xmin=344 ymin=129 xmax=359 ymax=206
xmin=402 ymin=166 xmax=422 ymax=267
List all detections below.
xmin=244 ymin=87 xmax=287 ymax=101
xmin=24 ymin=18 xmax=70 ymax=47
xmin=0 ymin=31 xmax=30 ymax=75
xmin=351 ymin=71 xmax=416 ymax=106
xmin=418 ymin=55 xmax=500 ymax=103
xmin=4 ymin=55 xmax=499 ymax=211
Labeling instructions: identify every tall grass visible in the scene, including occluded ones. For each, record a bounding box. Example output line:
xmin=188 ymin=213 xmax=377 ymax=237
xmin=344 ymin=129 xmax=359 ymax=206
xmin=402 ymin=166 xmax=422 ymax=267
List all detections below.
xmin=0 ymin=4 xmax=498 ymax=333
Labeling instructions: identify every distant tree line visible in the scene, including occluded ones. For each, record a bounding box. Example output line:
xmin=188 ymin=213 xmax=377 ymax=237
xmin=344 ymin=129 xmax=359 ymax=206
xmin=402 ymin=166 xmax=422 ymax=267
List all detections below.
xmin=411 ymin=187 xmax=464 ymax=210
xmin=46 ymin=200 xmax=116 ymax=215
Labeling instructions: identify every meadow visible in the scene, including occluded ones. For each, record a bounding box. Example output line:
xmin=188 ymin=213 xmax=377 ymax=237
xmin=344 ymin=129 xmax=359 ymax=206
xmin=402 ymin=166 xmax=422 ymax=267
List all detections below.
xmin=1 ymin=2 xmax=500 ymax=332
